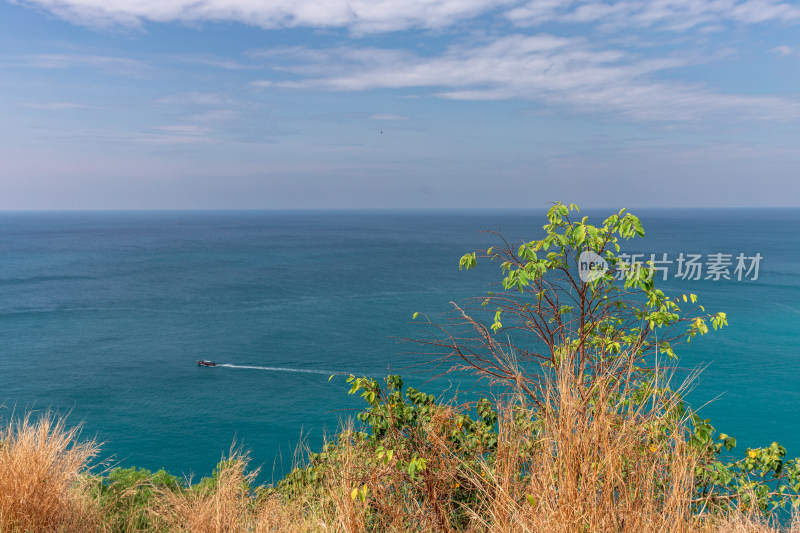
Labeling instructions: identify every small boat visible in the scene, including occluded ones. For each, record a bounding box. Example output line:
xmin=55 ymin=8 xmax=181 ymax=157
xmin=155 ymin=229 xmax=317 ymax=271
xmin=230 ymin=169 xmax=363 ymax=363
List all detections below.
xmin=197 ymin=360 xmax=217 ymax=367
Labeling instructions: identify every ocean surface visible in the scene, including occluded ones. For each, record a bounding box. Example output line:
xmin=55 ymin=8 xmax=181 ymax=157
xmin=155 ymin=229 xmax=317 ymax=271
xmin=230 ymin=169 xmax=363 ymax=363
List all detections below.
xmin=1 ymin=209 xmax=798 ymax=482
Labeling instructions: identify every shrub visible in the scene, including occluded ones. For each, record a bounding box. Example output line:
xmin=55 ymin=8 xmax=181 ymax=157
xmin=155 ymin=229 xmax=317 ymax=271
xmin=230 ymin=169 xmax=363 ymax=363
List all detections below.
xmin=0 ymin=411 xmax=101 ymax=532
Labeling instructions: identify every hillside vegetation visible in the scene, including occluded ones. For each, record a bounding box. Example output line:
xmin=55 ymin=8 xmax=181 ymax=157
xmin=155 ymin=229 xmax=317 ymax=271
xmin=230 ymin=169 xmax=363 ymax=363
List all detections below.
xmin=3 ymin=203 xmax=798 ymax=532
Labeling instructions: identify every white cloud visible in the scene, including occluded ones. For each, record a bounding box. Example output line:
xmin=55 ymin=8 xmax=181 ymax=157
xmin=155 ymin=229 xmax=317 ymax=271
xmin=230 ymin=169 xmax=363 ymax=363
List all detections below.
xmin=143 ymin=124 xmax=218 ymax=144
xmin=155 ymin=92 xmax=241 ymax=107
xmin=9 ymin=0 xmax=516 ymax=32
xmin=247 ymin=80 xmax=272 ymax=90
xmin=188 ymin=109 xmax=240 ymax=123
xmin=154 ymin=124 xmax=209 ymax=134
xmin=23 ymin=54 xmax=149 ymax=77
xmin=18 ymin=102 xmax=98 ymax=110
xmin=12 ymin=0 xmax=800 ymax=33
xmin=507 ymin=0 xmax=800 ymax=30
xmin=370 ymin=113 xmax=409 ymax=120
xmin=171 ymin=54 xmax=256 ymax=70
xmin=252 ymin=35 xmax=800 ymax=122
xmin=772 ymin=45 xmax=797 ymax=56
xmin=251 ymin=35 xmax=580 ymax=90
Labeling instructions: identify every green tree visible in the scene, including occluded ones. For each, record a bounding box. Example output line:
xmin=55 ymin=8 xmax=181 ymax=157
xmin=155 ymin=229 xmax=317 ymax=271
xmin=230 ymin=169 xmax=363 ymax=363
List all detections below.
xmin=414 ymin=202 xmax=726 ymax=406
xmin=425 ymin=201 xmax=797 ymax=513
xmin=289 ymin=202 xmax=799 ymax=521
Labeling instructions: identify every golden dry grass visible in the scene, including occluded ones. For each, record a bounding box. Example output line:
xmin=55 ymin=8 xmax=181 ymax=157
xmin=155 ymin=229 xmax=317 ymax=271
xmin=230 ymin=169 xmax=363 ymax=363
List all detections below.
xmin=2 ymin=373 xmax=799 ymax=532
xmin=150 ymin=450 xmax=257 ymax=533
xmin=463 ymin=369 xmax=700 ymax=532
xmin=0 ymin=410 xmax=102 ymax=533
xmin=240 ymin=353 xmax=798 ymax=533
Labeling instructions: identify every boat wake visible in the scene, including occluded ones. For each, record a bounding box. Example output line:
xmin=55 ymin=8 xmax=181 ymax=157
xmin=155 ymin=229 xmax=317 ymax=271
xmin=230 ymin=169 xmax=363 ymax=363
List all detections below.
xmin=217 ymin=364 xmax=335 ymax=376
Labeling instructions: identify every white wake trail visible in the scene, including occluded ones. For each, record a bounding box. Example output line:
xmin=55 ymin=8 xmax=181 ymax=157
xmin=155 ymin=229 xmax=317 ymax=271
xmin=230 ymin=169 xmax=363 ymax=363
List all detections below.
xmin=218 ymin=364 xmax=335 ymax=376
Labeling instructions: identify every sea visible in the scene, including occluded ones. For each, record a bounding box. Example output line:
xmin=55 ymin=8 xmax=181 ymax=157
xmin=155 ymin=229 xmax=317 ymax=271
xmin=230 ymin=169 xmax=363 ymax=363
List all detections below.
xmin=0 ymin=208 xmax=798 ymax=482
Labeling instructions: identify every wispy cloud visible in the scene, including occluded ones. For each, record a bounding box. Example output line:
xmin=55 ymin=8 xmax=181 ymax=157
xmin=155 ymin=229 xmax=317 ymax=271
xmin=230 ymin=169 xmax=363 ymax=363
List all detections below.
xmin=171 ymin=54 xmax=257 ymax=70
xmin=370 ymin=113 xmax=408 ymax=120
xmin=9 ymin=0 xmax=517 ymax=32
xmin=154 ymin=92 xmax=248 ymax=127
xmin=187 ymin=109 xmax=240 ymax=123
xmin=26 ymin=125 xmax=221 ymax=146
xmin=22 ymin=54 xmax=149 ymax=77
xmin=11 ymin=0 xmax=800 ymax=33
xmin=17 ymin=102 xmax=99 ymax=110
xmin=250 ymin=35 xmax=800 ymax=123
xmin=153 ymin=124 xmax=209 ymax=135
xmin=507 ymin=0 xmax=800 ymax=30
xmin=250 ymin=35 xmax=578 ymax=89
xmin=139 ymin=125 xmax=216 ymax=144
xmin=155 ymin=92 xmax=241 ymax=107
xmin=772 ymin=45 xmax=798 ymax=56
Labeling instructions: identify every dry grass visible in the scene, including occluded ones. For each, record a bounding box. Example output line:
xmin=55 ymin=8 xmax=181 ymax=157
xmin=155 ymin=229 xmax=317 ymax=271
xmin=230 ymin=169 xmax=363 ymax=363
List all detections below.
xmin=253 ymin=437 xmax=375 ymax=533
xmin=250 ymin=352 xmax=797 ymax=533
xmin=0 ymin=410 xmax=102 ymax=533
xmin=2 ymin=369 xmax=799 ymax=532
xmin=172 ymin=355 xmax=800 ymax=533
xmin=704 ymin=511 xmax=800 ymax=533
xmin=150 ymin=450 xmax=258 ymax=533
xmin=463 ymin=362 xmax=700 ymax=533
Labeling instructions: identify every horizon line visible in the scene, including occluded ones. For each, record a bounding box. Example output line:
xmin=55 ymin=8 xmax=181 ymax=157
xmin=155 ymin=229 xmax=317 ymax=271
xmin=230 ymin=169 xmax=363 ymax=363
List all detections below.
xmin=1 ymin=206 xmax=800 ymax=213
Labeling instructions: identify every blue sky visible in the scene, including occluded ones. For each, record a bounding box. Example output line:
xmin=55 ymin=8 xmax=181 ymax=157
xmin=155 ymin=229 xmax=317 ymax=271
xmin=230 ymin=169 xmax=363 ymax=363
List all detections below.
xmin=1 ymin=0 xmax=799 ymax=209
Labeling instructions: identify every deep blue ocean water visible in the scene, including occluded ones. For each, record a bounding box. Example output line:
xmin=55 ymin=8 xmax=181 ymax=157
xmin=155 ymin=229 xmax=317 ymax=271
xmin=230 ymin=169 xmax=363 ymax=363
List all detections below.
xmin=1 ymin=209 xmax=798 ymax=482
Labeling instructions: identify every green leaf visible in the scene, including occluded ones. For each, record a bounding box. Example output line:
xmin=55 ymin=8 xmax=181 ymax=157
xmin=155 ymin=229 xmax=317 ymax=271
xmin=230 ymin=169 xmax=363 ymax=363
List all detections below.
xmin=574 ymin=223 xmax=586 ymax=245
xmin=491 ymin=308 xmax=503 ymax=333
xmin=459 ymin=252 xmax=477 ymax=270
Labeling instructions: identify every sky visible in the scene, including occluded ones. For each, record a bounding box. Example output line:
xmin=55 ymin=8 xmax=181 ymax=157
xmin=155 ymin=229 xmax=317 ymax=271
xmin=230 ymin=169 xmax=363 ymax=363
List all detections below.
xmin=1 ymin=0 xmax=800 ymax=209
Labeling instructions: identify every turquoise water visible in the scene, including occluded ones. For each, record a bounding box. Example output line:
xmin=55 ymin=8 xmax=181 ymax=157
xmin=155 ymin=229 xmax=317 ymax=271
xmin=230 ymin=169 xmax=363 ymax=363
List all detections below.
xmin=1 ymin=209 xmax=798 ymax=481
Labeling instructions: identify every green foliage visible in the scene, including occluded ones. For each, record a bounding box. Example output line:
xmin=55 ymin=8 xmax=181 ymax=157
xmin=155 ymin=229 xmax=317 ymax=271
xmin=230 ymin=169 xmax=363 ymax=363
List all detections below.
xmin=690 ymin=416 xmax=800 ymax=512
xmin=72 ymin=202 xmax=799 ymax=528
xmin=281 ymin=202 xmax=797 ymax=522
xmin=344 ymin=374 xmax=500 ymax=459
xmin=285 ymin=375 xmax=499 ymax=481
xmin=274 ymin=373 xmax=503 ymax=529
xmin=452 ymin=201 xmax=797 ymax=515
xmin=193 ymin=457 xmax=252 ymax=496
xmin=457 ymin=202 xmax=727 ymax=376
xmin=89 ymin=466 xmax=182 ymax=531
xmin=92 ymin=460 xmax=256 ymax=531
